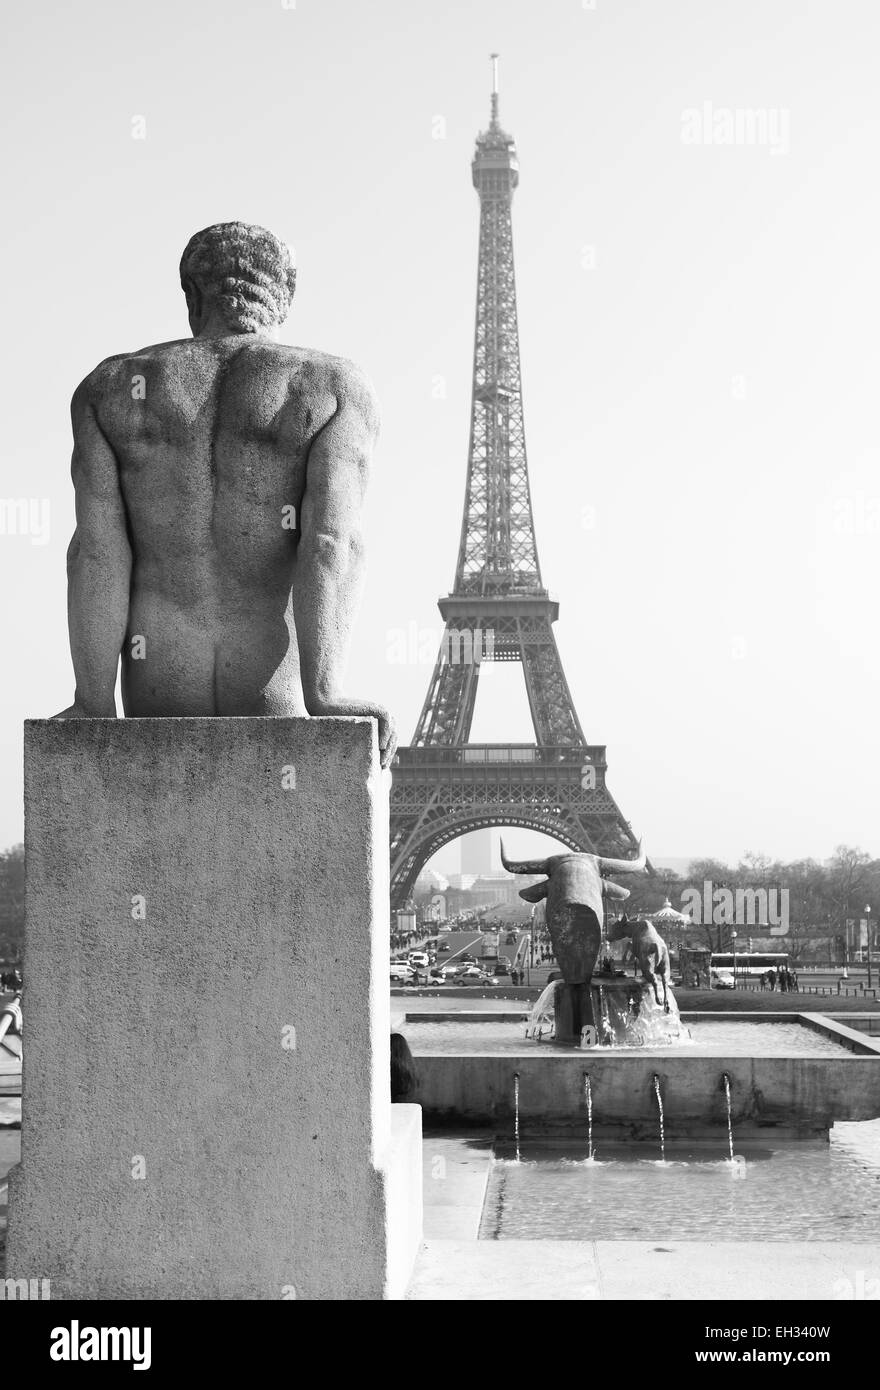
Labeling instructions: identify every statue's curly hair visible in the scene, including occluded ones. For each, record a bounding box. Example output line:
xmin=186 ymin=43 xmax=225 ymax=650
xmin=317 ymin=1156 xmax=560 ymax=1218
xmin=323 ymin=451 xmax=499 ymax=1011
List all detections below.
xmin=179 ymin=222 xmax=297 ymax=333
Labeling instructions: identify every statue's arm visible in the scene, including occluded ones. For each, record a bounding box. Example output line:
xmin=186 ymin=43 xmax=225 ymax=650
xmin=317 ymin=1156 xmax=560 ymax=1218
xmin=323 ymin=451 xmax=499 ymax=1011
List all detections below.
xmin=54 ymin=379 xmax=132 ymax=718
xmin=293 ymin=365 xmax=397 ymax=767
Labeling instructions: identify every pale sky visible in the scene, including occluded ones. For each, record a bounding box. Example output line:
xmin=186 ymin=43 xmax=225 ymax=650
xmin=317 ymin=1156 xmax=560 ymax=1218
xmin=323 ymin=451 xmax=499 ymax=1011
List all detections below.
xmin=1 ymin=0 xmax=878 ymax=863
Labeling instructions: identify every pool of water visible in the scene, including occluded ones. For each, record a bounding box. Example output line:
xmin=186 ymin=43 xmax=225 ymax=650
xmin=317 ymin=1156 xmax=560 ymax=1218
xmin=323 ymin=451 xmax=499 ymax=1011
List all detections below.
xmin=479 ymin=1120 xmax=880 ymax=1241
xmin=834 ymin=1016 xmax=880 ymax=1037
xmin=407 ymin=1018 xmax=853 ymax=1057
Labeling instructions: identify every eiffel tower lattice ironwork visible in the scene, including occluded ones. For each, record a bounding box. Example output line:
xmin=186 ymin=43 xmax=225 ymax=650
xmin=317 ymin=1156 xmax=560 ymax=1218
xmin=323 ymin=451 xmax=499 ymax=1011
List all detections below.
xmin=389 ymin=58 xmax=639 ymax=908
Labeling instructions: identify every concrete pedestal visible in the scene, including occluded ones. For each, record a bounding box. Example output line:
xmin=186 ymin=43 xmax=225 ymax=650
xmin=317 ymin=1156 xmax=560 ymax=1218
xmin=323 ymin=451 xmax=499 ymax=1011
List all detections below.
xmin=7 ymin=718 xmax=422 ymax=1299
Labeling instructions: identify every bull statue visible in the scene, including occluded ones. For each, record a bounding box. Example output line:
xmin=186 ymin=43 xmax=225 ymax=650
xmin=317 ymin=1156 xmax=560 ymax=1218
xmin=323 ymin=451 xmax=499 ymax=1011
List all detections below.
xmin=500 ymin=840 xmax=647 ymax=1041
xmin=607 ymin=914 xmax=671 ymax=1013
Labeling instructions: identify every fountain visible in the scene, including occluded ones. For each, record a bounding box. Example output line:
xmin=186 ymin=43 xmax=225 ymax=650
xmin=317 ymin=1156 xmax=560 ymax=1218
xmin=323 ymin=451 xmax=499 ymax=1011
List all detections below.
xmin=525 ymin=970 xmax=689 ymax=1049
xmin=524 ymin=982 xmax=557 ymax=1041
xmin=583 ymin=1074 xmax=594 ymax=1160
xmin=504 ymin=840 xmax=691 ymax=1049
xmin=652 ymin=1074 xmax=666 ymax=1161
xmin=598 ymin=981 xmax=613 ymax=1043
xmin=722 ymin=1072 xmax=735 ymax=1162
xmin=407 ymin=841 xmax=880 ymax=1142
xmin=509 ymin=837 xmax=695 ymax=1049
xmin=500 ymin=841 xmax=648 ymax=1044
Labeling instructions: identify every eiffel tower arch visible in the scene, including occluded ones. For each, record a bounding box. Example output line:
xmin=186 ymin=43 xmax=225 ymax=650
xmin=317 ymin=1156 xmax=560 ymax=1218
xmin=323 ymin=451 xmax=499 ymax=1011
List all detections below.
xmin=389 ymin=59 xmax=639 ymax=908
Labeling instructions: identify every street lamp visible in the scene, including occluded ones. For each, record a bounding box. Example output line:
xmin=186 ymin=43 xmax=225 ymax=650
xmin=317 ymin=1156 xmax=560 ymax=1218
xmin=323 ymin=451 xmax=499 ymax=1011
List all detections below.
xmin=866 ymin=906 xmax=873 ymax=990
xmin=731 ymin=930 xmax=738 ymax=989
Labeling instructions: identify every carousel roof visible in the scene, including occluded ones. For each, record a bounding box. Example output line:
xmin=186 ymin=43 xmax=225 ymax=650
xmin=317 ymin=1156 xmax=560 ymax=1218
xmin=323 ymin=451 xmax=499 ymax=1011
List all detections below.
xmin=651 ymin=897 xmax=690 ymax=923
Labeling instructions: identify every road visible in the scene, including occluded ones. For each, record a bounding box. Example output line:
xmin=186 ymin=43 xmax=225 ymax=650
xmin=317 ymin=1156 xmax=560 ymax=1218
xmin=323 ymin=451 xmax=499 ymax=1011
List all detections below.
xmin=393 ymin=925 xmax=548 ymax=985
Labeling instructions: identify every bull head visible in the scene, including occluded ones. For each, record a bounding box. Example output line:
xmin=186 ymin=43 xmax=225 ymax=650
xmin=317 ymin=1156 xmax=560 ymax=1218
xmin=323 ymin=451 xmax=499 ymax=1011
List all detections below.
xmin=499 ymin=840 xmax=646 ymax=902
xmin=500 ymin=840 xmax=646 ymax=985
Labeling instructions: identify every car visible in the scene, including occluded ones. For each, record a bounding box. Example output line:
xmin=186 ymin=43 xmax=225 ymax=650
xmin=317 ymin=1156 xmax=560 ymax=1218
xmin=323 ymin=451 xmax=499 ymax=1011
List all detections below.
xmin=437 ymin=942 xmax=450 ymax=954
xmin=440 ymin=963 xmax=468 ymax=979
xmin=389 ymin=963 xmax=414 ymax=983
xmin=437 ymin=925 xmax=452 ymax=934
xmin=408 ymin=951 xmax=430 ymax=968
xmin=459 ymin=969 xmax=497 ymax=987
xmin=711 ymin=968 xmax=736 ymax=990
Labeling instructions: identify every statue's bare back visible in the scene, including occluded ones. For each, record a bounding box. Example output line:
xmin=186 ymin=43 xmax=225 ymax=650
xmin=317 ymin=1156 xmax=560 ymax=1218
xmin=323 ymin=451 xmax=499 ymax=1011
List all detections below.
xmin=91 ymin=337 xmax=344 ymax=716
xmin=56 ymin=222 xmax=396 ymax=764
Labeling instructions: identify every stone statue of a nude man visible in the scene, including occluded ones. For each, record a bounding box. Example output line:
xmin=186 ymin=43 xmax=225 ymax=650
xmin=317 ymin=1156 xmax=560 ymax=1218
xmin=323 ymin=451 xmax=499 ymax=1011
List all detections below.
xmin=54 ymin=221 xmax=396 ymax=766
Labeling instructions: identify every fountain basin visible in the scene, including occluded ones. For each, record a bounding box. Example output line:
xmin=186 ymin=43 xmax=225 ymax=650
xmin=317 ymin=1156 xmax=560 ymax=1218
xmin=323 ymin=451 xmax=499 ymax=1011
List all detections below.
xmin=479 ymin=1126 xmax=880 ymax=1241
xmin=406 ymin=1012 xmax=880 ymax=1139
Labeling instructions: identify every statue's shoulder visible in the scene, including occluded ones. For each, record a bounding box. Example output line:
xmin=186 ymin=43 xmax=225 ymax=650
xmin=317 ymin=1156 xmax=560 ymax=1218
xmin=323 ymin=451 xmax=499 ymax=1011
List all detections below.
xmin=267 ymin=344 xmax=378 ymax=435
xmin=72 ymin=353 xmax=130 ymax=410
xmin=273 ymin=343 xmax=372 ymax=388
xmin=290 ymin=346 xmax=378 ymax=427
xmin=72 ymin=340 xmax=188 ymax=410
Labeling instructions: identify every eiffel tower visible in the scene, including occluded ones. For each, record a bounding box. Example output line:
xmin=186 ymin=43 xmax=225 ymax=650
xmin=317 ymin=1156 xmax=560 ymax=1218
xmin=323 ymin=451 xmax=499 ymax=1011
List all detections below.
xmin=389 ymin=57 xmax=640 ymax=908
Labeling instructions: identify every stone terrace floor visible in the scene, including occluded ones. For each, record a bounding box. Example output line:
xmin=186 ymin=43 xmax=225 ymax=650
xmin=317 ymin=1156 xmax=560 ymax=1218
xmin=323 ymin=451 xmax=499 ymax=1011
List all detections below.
xmin=407 ymin=1132 xmax=880 ymax=1300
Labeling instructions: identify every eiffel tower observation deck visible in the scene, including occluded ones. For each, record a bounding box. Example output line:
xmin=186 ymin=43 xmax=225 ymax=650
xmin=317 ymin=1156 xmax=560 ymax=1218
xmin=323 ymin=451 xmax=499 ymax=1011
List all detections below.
xmin=389 ymin=57 xmax=640 ymax=908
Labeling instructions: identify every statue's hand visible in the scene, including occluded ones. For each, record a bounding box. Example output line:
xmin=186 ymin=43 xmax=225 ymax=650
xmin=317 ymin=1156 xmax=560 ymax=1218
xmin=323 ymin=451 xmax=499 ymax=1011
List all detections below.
xmin=305 ymin=697 xmax=398 ymax=769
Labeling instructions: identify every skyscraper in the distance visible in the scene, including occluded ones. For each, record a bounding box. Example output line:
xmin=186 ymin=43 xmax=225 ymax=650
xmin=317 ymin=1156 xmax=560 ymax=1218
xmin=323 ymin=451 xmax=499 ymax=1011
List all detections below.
xmin=460 ymin=829 xmax=497 ymax=878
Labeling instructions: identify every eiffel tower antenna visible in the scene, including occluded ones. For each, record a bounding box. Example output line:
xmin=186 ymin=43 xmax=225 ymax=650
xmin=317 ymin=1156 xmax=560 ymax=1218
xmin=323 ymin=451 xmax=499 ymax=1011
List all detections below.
xmin=490 ymin=52 xmax=500 ymax=127
xmin=389 ymin=68 xmax=640 ymax=908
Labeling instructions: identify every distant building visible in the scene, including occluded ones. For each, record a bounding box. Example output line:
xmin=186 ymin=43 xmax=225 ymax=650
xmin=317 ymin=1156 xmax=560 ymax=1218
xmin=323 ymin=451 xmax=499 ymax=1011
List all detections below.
xmin=470 ymin=873 xmax=520 ymax=907
xmin=414 ymin=867 xmax=448 ymax=894
xmin=394 ymin=907 xmax=417 ymax=936
xmin=461 ymin=831 xmax=496 ymax=878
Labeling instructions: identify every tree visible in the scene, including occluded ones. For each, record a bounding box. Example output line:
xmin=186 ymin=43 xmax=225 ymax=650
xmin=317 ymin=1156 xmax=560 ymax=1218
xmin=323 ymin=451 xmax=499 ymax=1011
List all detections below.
xmin=0 ymin=844 xmax=24 ymax=963
xmin=620 ymin=868 xmax=679 ymax=919
xmin=827 ymin=845 xmax=872 ymax=957
xmin=680 ymin=858 xmax=737 ymax=952
xmin=738 ymin=851 xmax=776 ymax=884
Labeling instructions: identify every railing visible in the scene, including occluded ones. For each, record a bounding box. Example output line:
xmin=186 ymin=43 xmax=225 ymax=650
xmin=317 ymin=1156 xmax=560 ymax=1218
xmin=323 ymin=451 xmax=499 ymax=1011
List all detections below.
xmin=393 ymin=743 xmax=607 ymax=768
xmin=733 ymin=977 xmax=879 ymax=1001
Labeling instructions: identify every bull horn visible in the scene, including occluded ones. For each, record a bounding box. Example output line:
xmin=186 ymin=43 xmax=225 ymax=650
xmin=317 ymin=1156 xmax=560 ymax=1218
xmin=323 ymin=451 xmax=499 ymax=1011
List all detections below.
xmin=500 ymin=840 xmax=549 ymax=876
xmin=602 ymin=880 xmax=630 ymax=900
xmin=598 ymin=839 xmax=646 ymax=876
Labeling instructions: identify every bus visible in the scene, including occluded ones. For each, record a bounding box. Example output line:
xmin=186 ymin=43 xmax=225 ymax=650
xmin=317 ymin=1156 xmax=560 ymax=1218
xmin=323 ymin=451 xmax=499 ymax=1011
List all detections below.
xmin=677 ymin=947 xmax=789 ymax=987
xmin=710 ymin=951 xmax=789 ymax=980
